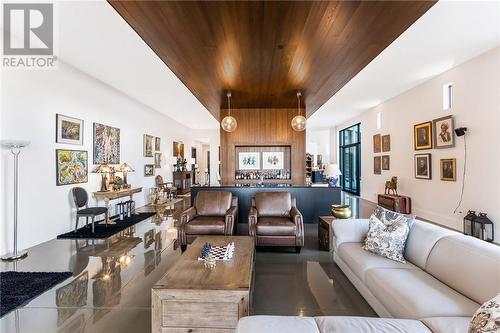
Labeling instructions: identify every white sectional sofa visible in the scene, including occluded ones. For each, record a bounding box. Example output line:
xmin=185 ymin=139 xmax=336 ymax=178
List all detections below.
xmin=236 ymin=218 xmax=500 ymax=333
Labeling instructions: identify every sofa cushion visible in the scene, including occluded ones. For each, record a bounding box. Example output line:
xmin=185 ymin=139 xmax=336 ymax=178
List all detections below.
xmin=425 ymin=234 xmax=500 ymax=305
xmin=256 ymin=217 xmax=295 ymax=236
xmin=255 ymin=192 xmax=292 ymax=217
xmin=195 ymin=191 xmax=232 ymax=216
xmin=331 ymin=219 xmax=370 ymax=252
xmin=236 ymin=316 xmax=319 ymax=333
xmin=365 ymin=268 xmax=479 ymax=319
xmin=420 ymin=317 xmax=471 ymax=333
xmin=468 ymin=293 xmax=500 ymax=333
xmin=338 ymin=242 xmax=419 ymax=282
xmin=404 ymin=220 xmax=457 ymax=270
xmin=315 ymin=316 xmax=430 ymax=333
xmin=185 ymin=216 xmax=225 ymax=235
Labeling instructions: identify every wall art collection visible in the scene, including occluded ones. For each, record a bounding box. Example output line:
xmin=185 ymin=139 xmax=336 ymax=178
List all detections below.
xmin=373 ymin=134 xmax=390 ymax=174
xmin=143 ymin=134 xmax=164 ymax=176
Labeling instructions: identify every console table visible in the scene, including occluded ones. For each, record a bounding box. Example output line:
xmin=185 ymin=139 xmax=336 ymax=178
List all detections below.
xmin=93 ymin=187 xmax=142 ymax=223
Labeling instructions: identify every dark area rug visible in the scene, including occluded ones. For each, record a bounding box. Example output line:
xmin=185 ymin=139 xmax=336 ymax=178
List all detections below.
xmin=57 ymin=212 xmax=156 ymax=239
xmin=0 ymin=271 xmax=72 ymax=317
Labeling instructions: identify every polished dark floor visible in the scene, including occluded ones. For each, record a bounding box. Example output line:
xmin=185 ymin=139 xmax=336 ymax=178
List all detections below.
xmin=0 ymin=193 xmax=376 ymax=333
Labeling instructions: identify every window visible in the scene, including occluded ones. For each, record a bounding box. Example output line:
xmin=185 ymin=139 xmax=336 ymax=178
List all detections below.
xmin=339 ymin=123 xmax=361 ymax=195
xmin=443 ymin=83 xmax=452 ymax=110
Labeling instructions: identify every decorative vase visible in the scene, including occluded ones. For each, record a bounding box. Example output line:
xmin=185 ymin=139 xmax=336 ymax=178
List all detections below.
xmin=331 ymin=204 xmax=352 ymax=219
xmin=327 ymin=177 xmax=339 ymax=187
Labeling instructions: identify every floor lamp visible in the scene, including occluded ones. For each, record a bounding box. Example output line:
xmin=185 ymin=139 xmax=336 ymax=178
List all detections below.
xmin=1 ymin=140 xmax=30 ymax=261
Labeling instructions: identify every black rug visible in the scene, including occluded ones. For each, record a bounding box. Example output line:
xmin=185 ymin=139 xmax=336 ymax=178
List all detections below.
xmin=0 ymin=271 xmax=72 ymax=317
xmin=57 ymin=212 xmax=156 ymax=239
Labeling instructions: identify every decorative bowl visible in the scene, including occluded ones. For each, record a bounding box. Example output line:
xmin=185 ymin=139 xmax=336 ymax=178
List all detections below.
xmin=331 ymin=204 xmax=352 ymax=219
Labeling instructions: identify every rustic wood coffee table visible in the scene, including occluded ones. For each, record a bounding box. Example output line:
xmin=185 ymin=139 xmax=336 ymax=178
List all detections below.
xmin=152 ymin=236 xmax=255 ymax=333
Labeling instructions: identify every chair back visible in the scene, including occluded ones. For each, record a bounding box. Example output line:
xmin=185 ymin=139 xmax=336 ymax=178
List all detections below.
xmin=195 ymin=191 xmax=232 ymax=216
xmin=254 ymin=192 xmax=292 ymax=217
xmin=72 ymin=187 xmax=88 ymax=209
xmin=155 ymin=175 xmax=164 ymax=187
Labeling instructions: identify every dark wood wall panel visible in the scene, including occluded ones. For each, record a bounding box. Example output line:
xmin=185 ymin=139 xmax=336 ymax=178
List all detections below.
xmin=220 ymin=108 xmax=305 ymax=185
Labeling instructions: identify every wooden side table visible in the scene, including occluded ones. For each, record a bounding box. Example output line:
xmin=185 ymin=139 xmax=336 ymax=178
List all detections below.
xmin=319 ymin=216 xmax=336 ymax=251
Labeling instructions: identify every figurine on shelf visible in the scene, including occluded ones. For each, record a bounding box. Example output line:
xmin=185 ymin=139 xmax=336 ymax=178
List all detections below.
xmin=384 ymin=176 xmax=398 ymax=195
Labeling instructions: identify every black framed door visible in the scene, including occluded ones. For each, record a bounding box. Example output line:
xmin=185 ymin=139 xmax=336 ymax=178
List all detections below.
xmin=339 ymin=123 xmax=361 ymax=195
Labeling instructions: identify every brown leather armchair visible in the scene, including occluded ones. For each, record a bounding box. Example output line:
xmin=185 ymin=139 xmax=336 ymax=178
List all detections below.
xmin=248 ymin=192 xmax=304 ymax=253
xmin=179 ymin=191 xmax=238 ymax=251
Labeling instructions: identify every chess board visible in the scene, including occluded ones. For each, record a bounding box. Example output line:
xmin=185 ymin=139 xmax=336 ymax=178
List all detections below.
xmin=198 ymin=242 xmax=235 ymax=261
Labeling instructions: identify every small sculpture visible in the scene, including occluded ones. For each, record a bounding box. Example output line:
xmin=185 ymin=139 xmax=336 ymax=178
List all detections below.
xmin=385 ymin=176 xmax=398 ymax=195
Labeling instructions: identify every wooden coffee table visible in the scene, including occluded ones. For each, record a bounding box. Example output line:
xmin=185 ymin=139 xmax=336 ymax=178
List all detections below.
xmin=152 ymin=236 xmax=255 ymax=332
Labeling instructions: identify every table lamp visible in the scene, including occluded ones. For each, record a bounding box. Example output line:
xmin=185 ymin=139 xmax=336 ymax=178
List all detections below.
xmin=92 ymin=163 xmax=113 ymax=192
xmin=117 ymin=163 xmax=135 ymax=185
xmin=325 ymin=164 xmax=342 ymax=187
xmin=1 ymin=139 xmax=30 ymax=261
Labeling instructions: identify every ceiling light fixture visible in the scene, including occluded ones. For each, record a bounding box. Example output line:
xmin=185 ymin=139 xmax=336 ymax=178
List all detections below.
xmin=221 ymin=91 xmax=237 ymax=132
xmin=291 ymin=92 xmax=306 ymax=131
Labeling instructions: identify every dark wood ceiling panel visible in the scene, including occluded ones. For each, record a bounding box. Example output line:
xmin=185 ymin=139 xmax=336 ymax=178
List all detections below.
xmin=109 ymin=1 xmax=435 ymax=119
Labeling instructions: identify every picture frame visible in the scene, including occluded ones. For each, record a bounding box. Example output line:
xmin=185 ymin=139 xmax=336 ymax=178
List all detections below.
xmin=373 ymin=134 xmax=381 ymax=153
xmin=415 ymin=153 xmax=432 ymax=179
xmin=414 ymin=121 xmax=433 ymax=150
xmin=144 ymin=164 xmax=155 ymax=177
xmin=238 ymin=152 xmax=260 ymax=170
xmin=173 ymin=141 xmax=184 ymax=158
xmin=154 ymin=137 xmax=161 ymax=151
xmin=433 ymin=115 xmax=455 ymax=149
xmin=382 ymin=134 xmax=391 ymax=152
xmin=440 ymin=158 xmax=456 ymax=181
xmin=56 ymin=149 xmax=88 ymax=186
xmin=374 ymin=156 xmax=381 ymax=175
xmin=143 ymin=134 xmax=154 ymax=157
xmin=382 ymin=155 xmax=390 ymax=170
xmin=262 ymin=152 xmax=284 ymax=170
xmin=93 ymin=123 xmax=120 ymax=164
xmin=56 ymin=114 xmax=84 ymax=145
xmin=154 ymin=153 xmax=162 ymax=168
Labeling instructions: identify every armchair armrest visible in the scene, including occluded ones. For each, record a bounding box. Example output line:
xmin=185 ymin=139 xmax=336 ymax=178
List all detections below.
xmin=180 ymin=206 xmax=197 ymax=225
xmin=290 ymin=207 xmax=304 ymax=247
xmin=224 ymin=206 xmax=238 ymax=235
xmin=248 ymin=207 xmax=258 ymax=237
xmin=331 ymin=218 xmax=369 ymax=250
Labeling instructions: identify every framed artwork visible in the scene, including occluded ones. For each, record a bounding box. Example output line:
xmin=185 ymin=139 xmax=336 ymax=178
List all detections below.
xmin=262 ymin=152 xmax=284 ymax=170
xmin=238 ymin=152 xmax=260 ymax=170
xmin=143 ymin=134 xmax=153 ymax=157
xmin=154 ymin=137 xmax=161 ymax=151
xmin=382 ymin=135 xmax=391 ymax=152
xmin=374 ymin=156 xmax=381 ymax=175
xmin=414 ymin=121 xmax=433 ymax=150
xmin=415 ymin=153 xmax=432 ymax=179
xmin=433 ymin=115 xmax=455 ymax=149
xmin=144 ymin=164 xmax=154 ymax=177
xmin=154 ymin=153 xmax=162 ymax=168
xmin=382 ymin=155 xmax=390 ymax=170
xmin=373 ymin=134 xmax=381 ymax=153
xmin=56 ymin=114 xmax=83 ymax=145
xmin=440 ymin=158 xmax=456 ymax=181
xmin=191 ymin=147 xmax=197 ymax=159
xmin=56 ymin=149 xmax=88 ymax=186
xmin=93 ymin=123 xmax=120 ymax=164
xmin=173 ymin=141 xmax=184 ymax=158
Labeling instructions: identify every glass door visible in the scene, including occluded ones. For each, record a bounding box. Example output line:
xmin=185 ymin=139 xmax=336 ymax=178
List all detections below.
xmin=339 ymin=124 xmax=361 ymax=195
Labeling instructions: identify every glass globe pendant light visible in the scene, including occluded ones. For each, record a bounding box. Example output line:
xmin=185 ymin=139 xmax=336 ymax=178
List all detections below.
xmin=221 ymin=91 xmax=237 ymax=132
xmin=291 ymin=91 xmax=306 ymax=131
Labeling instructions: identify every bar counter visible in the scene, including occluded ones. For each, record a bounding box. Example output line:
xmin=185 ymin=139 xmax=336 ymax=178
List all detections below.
xmin=191 ymin=184 xmax=342 ymax=224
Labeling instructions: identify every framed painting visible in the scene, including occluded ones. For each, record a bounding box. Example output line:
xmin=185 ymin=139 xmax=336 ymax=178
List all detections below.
xmin=93 ymin=123 xmax=120 ymax=164
xmin=154 ymin=153 xmax=162 ymax=168
xmin=173 ymin=141 xmax=184 ymax=158
xmin=382 ymin=134 xmax=390 ymax=152
xmin=144 ymin=164 xmax=155 ymax=177
xmin=144 ymin=134 xmax=153 ymax=157
xmin=440 ymin=158 xmax=456 ymax=181
xmin=414 ymin=121 xmax=433 ymax=150
xmin=56 ymin=149 xmax=88 ymax=186
xmin=262 ymin=152 xmax=284 ymax=170
xmin=382 ymin=155 xmax=390 ymax=170
xmin=433 ymin=115 xmax=455 ymax=149
xmin=374 ymin=156 xmax=381 ymax=175
xmin=154 ymin=137 xmax=161 ymax=151
xmin=415 ymin=153 xmax=432 ymax=179
xmin=238 ymin=152 xmax=260 ymax=170
xmin=56 ymin=114 xmax=84 ymax=145
xmin=373 ymin=134 xmax=381 ymax=153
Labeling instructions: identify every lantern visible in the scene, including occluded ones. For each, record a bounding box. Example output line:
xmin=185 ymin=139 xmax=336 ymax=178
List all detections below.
xmin=473 ymin=213 xmax=494 ymax=242
xmin=463 ymin=210 xmax=476 ymax=237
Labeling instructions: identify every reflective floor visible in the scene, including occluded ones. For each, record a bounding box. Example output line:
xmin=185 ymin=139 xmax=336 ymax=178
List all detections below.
xmin=1 ymin=193 xmax=376 ymax=333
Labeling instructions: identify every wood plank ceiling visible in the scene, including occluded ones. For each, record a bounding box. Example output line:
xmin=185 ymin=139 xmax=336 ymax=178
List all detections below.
xmin=109 ymin=1 xmax=435 ymax=120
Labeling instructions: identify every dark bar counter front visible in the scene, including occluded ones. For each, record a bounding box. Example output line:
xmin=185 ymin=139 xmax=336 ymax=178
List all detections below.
xmin=190 ymin=184 xmax=342 ymax=224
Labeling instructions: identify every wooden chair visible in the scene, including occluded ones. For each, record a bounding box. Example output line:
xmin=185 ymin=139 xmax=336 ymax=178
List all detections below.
xmin=155 ymin=175 xmax=177 ymax=197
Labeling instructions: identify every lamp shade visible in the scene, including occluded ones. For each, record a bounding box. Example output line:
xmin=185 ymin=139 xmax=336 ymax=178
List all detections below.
xmin=291 ymin=115 xmax=306 ymax=131
xmin=91 ymin=163 xmax=113 ymax=173
xmin=221 ymin=115 xmax=237 ymax=132
xmin=0 ymin=140 xmax=30 ymax=149
xmin=325 ymin=164 xmax=342 ymax=178
xmin=117 ymin=163 xmax=135 ymax=173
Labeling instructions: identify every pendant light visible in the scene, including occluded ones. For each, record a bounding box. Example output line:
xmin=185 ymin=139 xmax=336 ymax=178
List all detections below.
xmin=221 ymin=91 xmax=237 ymax=132
xmin=291 ymin=91 xmax=306 ymax=131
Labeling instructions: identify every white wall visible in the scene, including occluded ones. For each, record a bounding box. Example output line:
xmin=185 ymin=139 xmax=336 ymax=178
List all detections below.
xmin=0 ymin=61 xmax=220 ymax=254
xmin=337 ymin=46 xmax=500 ymax=240
xmin=306 ymin=128 xmax=331 ymax=167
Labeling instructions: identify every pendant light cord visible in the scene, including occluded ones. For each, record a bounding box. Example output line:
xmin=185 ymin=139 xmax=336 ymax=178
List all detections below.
xmin=453 ymin=135 xmax=467 ymax=214
xmin=227 ymin=92 xmax=231 ymax=117
xmin=297 ymin=92 xmax=301 ymax=116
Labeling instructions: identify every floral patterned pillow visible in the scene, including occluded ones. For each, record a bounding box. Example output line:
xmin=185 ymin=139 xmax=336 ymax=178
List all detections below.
xmin=362 ymin=206 xmax=413 ymax=263
xmin=469 ymin=294 xmax=500 ymax=333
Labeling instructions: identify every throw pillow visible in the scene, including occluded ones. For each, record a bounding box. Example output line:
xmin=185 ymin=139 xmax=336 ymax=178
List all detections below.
xmin=362 ymin=206 xmax=413 ymax=263
xmin=469 ymin=294 xmax=500 ymax=333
